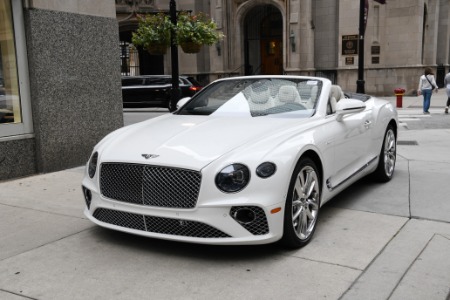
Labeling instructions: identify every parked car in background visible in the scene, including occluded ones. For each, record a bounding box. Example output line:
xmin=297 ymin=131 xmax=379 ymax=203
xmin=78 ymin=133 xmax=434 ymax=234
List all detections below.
xmin=121 ymin=75 xmax=203 ymax=111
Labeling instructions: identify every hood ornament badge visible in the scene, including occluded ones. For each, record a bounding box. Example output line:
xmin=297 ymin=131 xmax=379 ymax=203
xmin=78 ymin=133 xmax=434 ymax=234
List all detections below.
xmin=142 ymin=154 xmax=159 ymax=159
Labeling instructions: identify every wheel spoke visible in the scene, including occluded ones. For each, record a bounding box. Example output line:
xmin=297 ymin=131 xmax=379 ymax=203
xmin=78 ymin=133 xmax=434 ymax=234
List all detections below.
xmin=293 ymin=206 xmax=303 ymax=222
xmin=292 ymin=199 xmax=302 ymax=207
xmin=306 ymin=198 xmax=318 ymax=210
xmin=300 ymin=210 xmax=308 ymax=235
xmin=306 ymin=178 xmax=316 ymax=198
xmin=296 ymin=209 xmax=307 ymax=236
xmin=294 ymin=179 xmax=303 ymax=197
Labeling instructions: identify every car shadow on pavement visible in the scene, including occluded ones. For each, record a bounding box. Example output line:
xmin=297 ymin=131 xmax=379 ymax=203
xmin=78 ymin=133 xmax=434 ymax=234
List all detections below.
xmin=327 ymin=176 xmax=377 ymax=207
xmin=91 ymin=226 xmax=288 ymax=261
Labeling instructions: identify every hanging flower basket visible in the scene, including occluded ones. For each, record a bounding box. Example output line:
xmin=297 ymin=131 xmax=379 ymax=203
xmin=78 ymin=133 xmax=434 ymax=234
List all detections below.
xmin=176 ymin=12 xmax=224 ymax=53
xmin=132 ymin=14 xmax=172 ymax=55
xmin=146 ymin=44 xmax=168 ymax=55
xmin=180 ymin=42 xmax=202 ymax=54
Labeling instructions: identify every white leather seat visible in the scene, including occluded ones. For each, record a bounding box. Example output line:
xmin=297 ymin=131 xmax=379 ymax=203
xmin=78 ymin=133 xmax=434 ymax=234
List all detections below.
xmin=247 ymin=86 xmax=274 ymax=111
xmin=328 ymin=85 xmax=344 ymax=114
xmin=278 ymin=85 xmax=301 ymax=104
xmin=329 ymin=85 xmax=345 ymax=102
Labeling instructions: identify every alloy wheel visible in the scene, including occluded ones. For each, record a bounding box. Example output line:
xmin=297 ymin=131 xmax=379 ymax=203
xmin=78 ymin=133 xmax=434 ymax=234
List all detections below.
xmin=291 ymin=165 xmax=320 ymax=240
xmin=383 ymin=129 xmax=396 ymax=177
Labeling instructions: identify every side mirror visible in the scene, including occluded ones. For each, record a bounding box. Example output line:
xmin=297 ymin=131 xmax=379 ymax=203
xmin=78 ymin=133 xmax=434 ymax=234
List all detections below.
xmin=176 ymin=97 xmax=191 ymax=110
xmin=336 ymin=99 xmax=366 ymax=121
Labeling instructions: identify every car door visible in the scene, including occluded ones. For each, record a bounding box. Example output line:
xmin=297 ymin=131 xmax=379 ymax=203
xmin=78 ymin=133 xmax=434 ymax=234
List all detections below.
xmin=328 ymin=105 xmax=374 ymax=189
xmin=145 ymin=77 xmax=171 ymax=105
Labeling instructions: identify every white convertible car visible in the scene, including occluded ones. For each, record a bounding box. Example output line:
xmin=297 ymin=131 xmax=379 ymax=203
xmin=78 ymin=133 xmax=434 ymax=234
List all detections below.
xmin=82 ymin=76 xmax=398 ymax=248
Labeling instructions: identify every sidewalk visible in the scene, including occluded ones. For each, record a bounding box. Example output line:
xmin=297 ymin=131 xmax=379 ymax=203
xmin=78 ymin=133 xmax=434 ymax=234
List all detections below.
xmin=0 ymin=93 xmax=449 ymax=299
xmin=385 ymin=88 xmax=448 ymax=115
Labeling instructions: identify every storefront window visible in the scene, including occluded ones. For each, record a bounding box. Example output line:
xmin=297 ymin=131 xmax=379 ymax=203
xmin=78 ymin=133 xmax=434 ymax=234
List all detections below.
xmin=0 ymin=0 xmax=21 ymax=125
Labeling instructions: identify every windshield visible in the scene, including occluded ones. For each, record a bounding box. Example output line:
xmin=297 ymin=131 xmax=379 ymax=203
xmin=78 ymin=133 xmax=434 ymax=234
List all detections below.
xmin=177 ymin=78 xmax=322 ymax=118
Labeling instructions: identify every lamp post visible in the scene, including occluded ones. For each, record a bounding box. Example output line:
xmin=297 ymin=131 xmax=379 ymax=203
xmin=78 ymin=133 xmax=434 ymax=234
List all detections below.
xmin=169 ymin=0 xmax=180 ymax=111
xmin=356 ymin=0 xmax=365 ymax=94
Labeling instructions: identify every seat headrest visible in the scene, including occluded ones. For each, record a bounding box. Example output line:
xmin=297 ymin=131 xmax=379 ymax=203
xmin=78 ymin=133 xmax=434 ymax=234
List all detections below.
xmin=249 ymin=86 xmax=270 ymax=104
xmin=330 ymin=85 xmax=344 ymax=102
xmin=278 ymin=85 xmax=301 ymax=103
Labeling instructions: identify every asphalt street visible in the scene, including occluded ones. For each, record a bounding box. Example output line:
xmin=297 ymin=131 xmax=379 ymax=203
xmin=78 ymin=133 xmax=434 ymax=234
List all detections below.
xmin=0 ymin=92 xmax=449 ymax=300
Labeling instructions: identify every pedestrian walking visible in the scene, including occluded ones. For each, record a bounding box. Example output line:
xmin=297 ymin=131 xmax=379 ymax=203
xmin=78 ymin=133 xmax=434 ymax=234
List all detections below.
xmin=417 ymin=67 xmax=439 ymax=114
xmin=445 ymin=70 xmax=450 ymax=114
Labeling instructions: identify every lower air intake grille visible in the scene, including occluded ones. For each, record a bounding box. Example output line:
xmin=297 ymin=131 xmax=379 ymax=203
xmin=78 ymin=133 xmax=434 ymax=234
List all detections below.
xmin=230 ymin=206 xmax=269 ymax=235
xmin=93 ymin=208 xmax=230 ymax=238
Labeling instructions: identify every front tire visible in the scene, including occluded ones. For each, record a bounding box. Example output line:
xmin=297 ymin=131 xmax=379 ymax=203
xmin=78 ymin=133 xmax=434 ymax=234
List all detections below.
xmin=281 ymin=157 xmax=321 ymax=248
xmin=168 ymin=99 xmax=177 ymax=112
xmin=374 ymin=125 xmax=396 ymax=182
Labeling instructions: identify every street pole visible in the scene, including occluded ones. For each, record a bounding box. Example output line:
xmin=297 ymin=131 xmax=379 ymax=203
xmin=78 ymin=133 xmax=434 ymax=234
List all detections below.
xmin=169 ymin=0 xmax=180 ymax=111
xmin=356 ymin=0 xmax=365 ymax=94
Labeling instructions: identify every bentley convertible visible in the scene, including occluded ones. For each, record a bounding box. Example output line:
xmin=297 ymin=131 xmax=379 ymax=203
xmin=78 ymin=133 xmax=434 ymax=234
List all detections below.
xmin=82 ymin=76 xmax=398 ymax=248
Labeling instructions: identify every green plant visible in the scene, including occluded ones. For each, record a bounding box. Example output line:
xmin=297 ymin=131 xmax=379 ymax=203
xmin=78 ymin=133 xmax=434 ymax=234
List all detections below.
xmin=176 ymin=12 xmax=224 ymax=46
xmin=131 ymin=14 xmax=173 ymax=49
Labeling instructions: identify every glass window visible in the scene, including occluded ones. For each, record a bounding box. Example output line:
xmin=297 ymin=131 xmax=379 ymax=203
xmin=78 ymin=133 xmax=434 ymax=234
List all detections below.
xmin=177 ymin=78 xmax=322 ymax=118
xmin=0 ymin=0 xmax=32 ymax=138
xmin=0 ymin=0 xmax=21 ymax=124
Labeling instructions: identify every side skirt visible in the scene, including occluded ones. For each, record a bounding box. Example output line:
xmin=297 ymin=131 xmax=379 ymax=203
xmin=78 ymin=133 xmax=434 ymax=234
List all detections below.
xmin=326 ymin=156 xmax=378 ymax=192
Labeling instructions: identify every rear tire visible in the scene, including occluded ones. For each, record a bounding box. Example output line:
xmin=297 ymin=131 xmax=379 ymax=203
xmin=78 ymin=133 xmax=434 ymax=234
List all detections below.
xmin=281 ymin=157 xmax=321 ymax=248
xmin=374 ymin=125 xmax=396 ymax=182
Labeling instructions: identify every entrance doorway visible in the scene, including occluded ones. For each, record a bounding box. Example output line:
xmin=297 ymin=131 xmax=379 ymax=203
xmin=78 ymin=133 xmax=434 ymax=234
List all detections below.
xmin=119 ymin=27 xmax=164 ymax=76
xmin=244 ymin=5 xmax=283 ymax=75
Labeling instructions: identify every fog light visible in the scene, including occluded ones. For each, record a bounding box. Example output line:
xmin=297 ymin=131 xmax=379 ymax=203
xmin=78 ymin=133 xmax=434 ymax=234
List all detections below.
xmin=82 ymin=186 xmax=92 ymax=209
xmin=232 ymin=208 xmax=256 ymax=224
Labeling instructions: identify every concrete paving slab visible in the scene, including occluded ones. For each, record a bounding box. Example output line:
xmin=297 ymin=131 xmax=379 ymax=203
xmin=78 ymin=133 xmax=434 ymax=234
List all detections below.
xmin=0 ymin=168 xmax=85 ymax=218
xmin=0 ymin=291 xmax=25 ymax=300
xmin=329 ymin=157 xmax=410 ymax=217
xmin=410 ymin=161 xmax=450 ymax=223
xmin=0 ymin=227 xmax=360 ymax=300
xmin=0 ymin=204 xmax=92 ymax=260
xmin=341 ymin=219 xmax=450 ymax=300
xmin=390 ymin=234 xmax=450 ymax=300
xmin=397 ymin=129 xmax=450 ymax=163
xmin=290 ymin=207 xmax=408 ymax=270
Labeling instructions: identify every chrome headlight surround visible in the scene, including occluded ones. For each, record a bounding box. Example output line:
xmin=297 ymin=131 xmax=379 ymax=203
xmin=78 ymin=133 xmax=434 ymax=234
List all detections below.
xmin=88 ymin=152 xmax=98 ymax=178
xmin=215 ymin=163 xmax=250 ymax=193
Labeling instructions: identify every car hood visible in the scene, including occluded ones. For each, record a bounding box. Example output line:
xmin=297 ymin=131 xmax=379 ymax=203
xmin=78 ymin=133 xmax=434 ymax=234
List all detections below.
xmin=98 ymin=114 xmax=306 ymax=170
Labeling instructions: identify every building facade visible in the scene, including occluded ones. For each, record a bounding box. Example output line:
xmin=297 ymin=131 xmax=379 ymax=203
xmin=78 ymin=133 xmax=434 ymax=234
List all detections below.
xmin=1 ymin=0 xmax=449 ymax=181
xmin=0 ymin=0 xmax=123 ymax=181
xmin=118 ymin=0 xmax=450 ymax=94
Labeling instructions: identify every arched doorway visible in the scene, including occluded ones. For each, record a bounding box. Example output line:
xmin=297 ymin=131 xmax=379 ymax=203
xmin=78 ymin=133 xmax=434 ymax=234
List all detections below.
xmin=244 ymin=5 xmax=283 ymax=75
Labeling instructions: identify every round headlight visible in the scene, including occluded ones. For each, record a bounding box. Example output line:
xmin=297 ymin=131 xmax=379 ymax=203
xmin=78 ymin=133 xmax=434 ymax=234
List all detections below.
xmin=256 ymin=162 xmax=276 ymax=178
xmin=88 ymin=152 xmax=98 ymax=178
xmin=215 ymin=164 xmax=250 ymax=193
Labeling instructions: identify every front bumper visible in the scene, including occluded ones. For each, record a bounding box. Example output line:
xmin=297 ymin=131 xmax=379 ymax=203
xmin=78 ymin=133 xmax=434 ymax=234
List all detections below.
xmin=82 ymin=185 xmax=285 ymax=245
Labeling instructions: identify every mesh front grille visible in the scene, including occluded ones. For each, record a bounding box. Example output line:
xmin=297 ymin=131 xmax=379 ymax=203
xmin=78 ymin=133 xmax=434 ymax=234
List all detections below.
xmin=100 ymin=163 xmax=201 ymax=208
xmin=230 ymin=206 xmax=269 ymax=235
xmin=93 ymin=208 xmax=230 ymax=238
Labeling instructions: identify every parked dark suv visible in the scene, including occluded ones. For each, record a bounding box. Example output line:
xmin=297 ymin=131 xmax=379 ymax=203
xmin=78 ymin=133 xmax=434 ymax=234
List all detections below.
xmin=121 ymin=75 xmax=202 ymax=111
